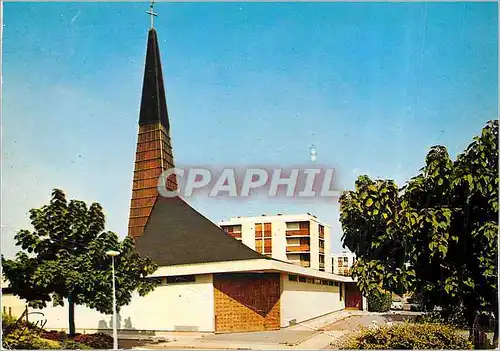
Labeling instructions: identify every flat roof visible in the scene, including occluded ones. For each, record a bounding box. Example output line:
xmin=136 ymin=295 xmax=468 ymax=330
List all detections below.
xmin=150 ymin=258 xmax=354 ymax=283
xmin=219 ymin=213 xmax=331 ymax=227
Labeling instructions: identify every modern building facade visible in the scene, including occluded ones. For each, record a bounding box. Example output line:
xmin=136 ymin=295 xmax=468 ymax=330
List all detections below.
xmin=218 ymin=214 xmax=332 ymax=272
xmin=331 ymin=250 xmax=356 ymax=276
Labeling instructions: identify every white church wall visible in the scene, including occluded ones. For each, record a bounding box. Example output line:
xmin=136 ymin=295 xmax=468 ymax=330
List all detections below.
xmin=3 ymin=274 xmax=215 ymax=333
xmin=2 ymin=293 xmax=27 ymax=318
xmin=280 ymin=274 xmax=345 ymax=328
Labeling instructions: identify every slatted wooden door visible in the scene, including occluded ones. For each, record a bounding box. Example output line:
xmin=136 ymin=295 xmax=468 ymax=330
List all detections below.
xmin=213 ymin=273 xmax=281 ymax=333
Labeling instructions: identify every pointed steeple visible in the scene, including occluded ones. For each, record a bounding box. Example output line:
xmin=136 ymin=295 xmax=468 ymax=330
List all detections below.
xmin=128 ymin=27 xmax=176 ymax=239
xmin=139 ymin=28 xmax=169 ymax=130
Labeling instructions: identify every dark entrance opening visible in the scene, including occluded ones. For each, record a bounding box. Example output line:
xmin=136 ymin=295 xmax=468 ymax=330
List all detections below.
xmin=345 ymin=283 xmax=363 ymax=310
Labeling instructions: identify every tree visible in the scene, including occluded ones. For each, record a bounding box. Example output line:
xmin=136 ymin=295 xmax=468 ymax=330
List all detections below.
xmin=340 ymin=120 xmax=498 ymax=346
xmin=2 ymin=189 xmax=158 ymax=335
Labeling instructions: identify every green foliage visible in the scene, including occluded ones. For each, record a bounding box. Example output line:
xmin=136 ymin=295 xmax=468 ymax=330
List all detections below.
xmin=73 ymin=333 xmax=113 ymax=349
xmin=367 ymin=291 xmax=392 ymax=312
xmin=341 ymin=322 xmax=472 ymax=350
xmin=1 ymin=189 xmax=159 ymax=335
xmin=339 ymin=177 xmax=413 ymax=295
xmin=2 ymin=327 xmax=61 ymax=350
xmin=41 ymin=330 xmax=71 ymax=342
xmin=61 ymin=340 xmax=92 ymax=349
xmin=2 ymin=313 xmax=18 ymax=332
xmin=339 ymin=120 xmax=499 ymax=344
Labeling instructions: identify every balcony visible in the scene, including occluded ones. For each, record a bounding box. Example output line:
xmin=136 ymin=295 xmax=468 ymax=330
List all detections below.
xmin=286 ymin=245 xmax=311 ymax=253
xmin=286 ymin=229 xmax=310 ymax=237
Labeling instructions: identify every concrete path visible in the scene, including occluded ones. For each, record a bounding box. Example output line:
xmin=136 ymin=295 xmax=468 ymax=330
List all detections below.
xmin=131 ymin=310 xmax=369 ymax=350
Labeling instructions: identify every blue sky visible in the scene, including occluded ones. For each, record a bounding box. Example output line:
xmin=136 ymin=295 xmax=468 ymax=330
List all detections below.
xmin=2 ymin=2 xmax=498 ymax=258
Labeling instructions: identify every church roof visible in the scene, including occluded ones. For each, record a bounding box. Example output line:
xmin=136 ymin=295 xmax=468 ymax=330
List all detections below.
xmin=135 ymin=196 xmax=267 ymax=266
xmin=138 ymin=28 xmax=169 ymax=130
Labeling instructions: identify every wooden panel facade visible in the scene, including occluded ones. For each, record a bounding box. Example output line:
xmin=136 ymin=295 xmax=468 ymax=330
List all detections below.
xmin=214 ymin=273 xmax=281 ymax=333
xmin=128 ymin=122 xmax=177 ymax=239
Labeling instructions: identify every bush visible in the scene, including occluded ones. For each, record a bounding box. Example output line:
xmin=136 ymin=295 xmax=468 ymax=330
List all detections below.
xmin=41 ymin=330 xmax=69 ymax=342
xmin=2 ymin=313 xmax=18 ymax=334
xmin=368 ymin=291 xmax=392 ymax=312
xmin=62 ymin=340 xmax=92 ymax=349
xmin=73 ymin=333 xmax=113 ymax=349
xmin=2 ymin=328 xmax=61 ymax=350
xmin=341 ymin=322 xmax=472 ymax=350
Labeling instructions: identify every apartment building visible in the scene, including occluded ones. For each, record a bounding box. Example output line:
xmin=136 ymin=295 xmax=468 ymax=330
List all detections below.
xmin=218 ymin=214 xmax=332 ymax=272
xmin=331 ymin=250 xmax=356 ymax=276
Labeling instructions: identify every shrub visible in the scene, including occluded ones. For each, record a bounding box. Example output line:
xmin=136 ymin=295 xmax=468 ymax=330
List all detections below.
xmin=73 ymin=333 xmax=113 ymax=349
xmin=2 ymin=328 xmax=61 ymax=350
xmin=367 ymin=291 xmax=392 ymax=312
xmin=2 ymin=313 xmax=18 ymax=334
xmin=41 ymin=330 xmax=69 ymax=342
xmin=62 ymin=340 xmax=92 ymax=349
xmin=341 ymin=322 xmax=472 ymax=350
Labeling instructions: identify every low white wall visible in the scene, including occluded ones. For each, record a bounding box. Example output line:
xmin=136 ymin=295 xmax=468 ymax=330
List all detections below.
xmin=2 ymin=274 xmax=215 ymax=333
xmin=280 ymin=274 xmax=345 ymax=327
xmin=2 ymin=294 xmax=27 ymax=318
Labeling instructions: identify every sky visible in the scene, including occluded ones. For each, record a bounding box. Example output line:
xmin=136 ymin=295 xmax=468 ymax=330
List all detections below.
xmin=1 ymin=2 xmax=498 ymax=259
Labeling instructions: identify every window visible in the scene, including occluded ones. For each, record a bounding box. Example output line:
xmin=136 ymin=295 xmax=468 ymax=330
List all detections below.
xmin=255 ymin=239 xmax=263 ymax=253
xmin=288 ymin=274 xmax=298 ymax=282
xmin=166 ymin=275 xmax=196 ymax=284
xmin=339 ymin=283 xmax=343 ymax=301
xmin=343 ymin=257 xmax=348 ymax=263
xmin=255 ymin=223 xmax=263 ymax=238
xmin=299 ymin=276 xmax=307 ymax=283
xmin=264 ymin=238 xmax=272 ymax=254
xmin=321 ymin=280 xmax=328 ymax=285
xmin=314 ymin=278 xmax=321 ymax=285
xmin=307 ymin=278 xmax=314 ymax=284
xmin=319 ymin=224 xmax=325 ymax=239
xmin=255 ymin=223 xmax=264 ymax=253
xmin=286 ymin=222 xmax=300 ymax=230
xmin=264 ymin=223 xmax=272 ymax=237
xmin=328 ymin=281 xmax=334 ymax=286
xmin=221 ymin=225 xmax=242 ymax=239
xmin=334 ymin=282 xmax=339 ymax=287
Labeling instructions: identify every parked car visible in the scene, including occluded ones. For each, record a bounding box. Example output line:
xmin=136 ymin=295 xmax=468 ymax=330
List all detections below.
xmin=391 ymin=301 xmax=403 ymax=310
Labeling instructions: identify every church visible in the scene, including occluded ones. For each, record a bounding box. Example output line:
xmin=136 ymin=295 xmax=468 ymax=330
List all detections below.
xmin=2 ymin=18 xmax=365 ymax=334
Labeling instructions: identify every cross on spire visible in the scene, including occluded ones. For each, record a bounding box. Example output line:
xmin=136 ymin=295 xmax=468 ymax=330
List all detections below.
xmin=146 ymin=1 xmax=158 ymax=28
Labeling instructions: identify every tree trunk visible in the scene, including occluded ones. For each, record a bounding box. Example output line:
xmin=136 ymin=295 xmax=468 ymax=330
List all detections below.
xmin=467 ymin=309 xmax=477 ymax=342
xmin=68 ymin=293 xmax=76 ymax=336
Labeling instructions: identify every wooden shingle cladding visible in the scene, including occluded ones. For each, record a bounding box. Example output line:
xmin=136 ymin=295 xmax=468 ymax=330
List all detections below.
xmin=128 ymin=123 xmax=177 ymax=238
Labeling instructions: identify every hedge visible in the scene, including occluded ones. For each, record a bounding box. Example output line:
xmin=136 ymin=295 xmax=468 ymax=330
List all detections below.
xmin=341 ymin=322 xmax=472 ymax=349
xmin=367 ymin=291 xmax=392 ymax=312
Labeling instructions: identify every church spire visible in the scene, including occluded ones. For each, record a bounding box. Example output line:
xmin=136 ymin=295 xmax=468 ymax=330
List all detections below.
xmin=128 ymin=13 xmax=177 ymax=239
xmin=138 ymin=26 xmax=169 ymax=130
